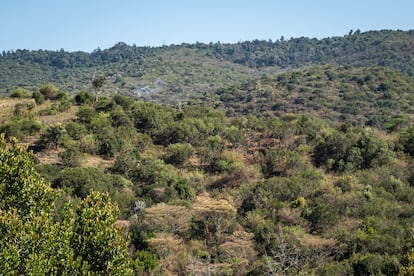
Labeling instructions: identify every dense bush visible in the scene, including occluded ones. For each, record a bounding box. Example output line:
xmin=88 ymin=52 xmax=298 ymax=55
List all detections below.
xmin=399 ymin=126 xmax=414 ymax=156
xmin=10 ymin=87 xmax=30 ymax=98
xmin=314 ymin=127 xmax=394 ymax=171
xmin=39 ymin=83 xmax=59 ymax=100
xmin=74 ymin=91 xmax=94 ymax=105
xmin=32 ymin=91 xmax=45 ymax=104
xmin=53 ymin=167 xmax=118 ymax=198
xmin=163 ymin=143 xmax=194 ymax=166
xmin=261 ymin=148 xmax=306 ymax=177
xmin=0 ymin=117 xmax=42 ymax=140
xmin=36 ymin=124 xmax=66 ymax=149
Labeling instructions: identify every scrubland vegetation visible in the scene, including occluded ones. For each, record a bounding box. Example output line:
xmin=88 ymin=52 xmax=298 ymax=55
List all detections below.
xmin=2 ymin=30 xmax=414 ymax=275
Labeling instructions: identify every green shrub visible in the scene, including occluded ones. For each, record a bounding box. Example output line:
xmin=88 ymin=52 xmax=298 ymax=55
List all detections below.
xmin=163 ymin=143 xmax=194 ymax=166
xmin=13 ymin=102 xmax=35 ymax=117
xmin=58 ymin=99 xmax=71 ymax=112
xmin=39 ymin=83 xmax=59 ymax=100
xmin=0 ymin=117 xmax=42 ymax=140
xmin=74 ymin=91 xmax=94 ymax=105
xmin=11 ymin=87 xmax=30 ymax=98
xmin=399 ymin=126 xmax=414 ymax=156
xmin=53 ymin=167 xmax=117 ymax=198
xmin=134 ymin=250 xmax=159 ymax=272
xmin=174 ymin=179 xmax=195 ymax=200
xmin=314 ymin=127 xmax=394 ymax=172
xmin=314 ymin=261 xmax=353 ymax=276
xmin=95 ymin=97 xmax=115 ymax=112
xmin=76 ymin=106 xmax=98 ymax=126
xmin=35 ymin=163 xmax=61 ymax=183
xmin=113 ymin=94 xmax=134 ymax=110
xmin=36 ymin=124 xmax=66 ymax=149
xmin=65 ymin=121 xmax=88 ymax=140
xmin=32 ymin=91 xmax=45 ymax=105
xmin=97 ymin=132 xmax=123 ymax=158
xmin=261 ymin=148 xmax=306 ymax=178
xmin=135 ymin=250 xmax=160 ymax=272
xmin=305 ymin=202 xmax=339 ymax=233
xmin=351 ymin=253 xmax=400 ymax=276
xmin=110 ymin=108 xmax=133 ymax=128
xmin=109 ymin=150 xmax=140 ymax=175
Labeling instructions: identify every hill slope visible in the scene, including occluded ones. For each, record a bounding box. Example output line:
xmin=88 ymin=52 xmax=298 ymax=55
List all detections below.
xmin=2 ymin=29 xmax=414 ymax=275
xmin=216 ymin=64 xmax=414 ymax=129
xmin=1 ymin=30 xmax=413 ymax=104
xmin=3 ymin=92 xmax=414 ymax=274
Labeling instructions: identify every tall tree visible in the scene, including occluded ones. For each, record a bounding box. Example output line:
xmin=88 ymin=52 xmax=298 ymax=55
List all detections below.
xmin=92 ymin=75 xmax=106 ymax=102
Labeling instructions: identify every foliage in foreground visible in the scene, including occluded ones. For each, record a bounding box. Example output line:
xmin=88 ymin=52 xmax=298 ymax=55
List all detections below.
xmin=0 ymin=134 xmax=133 ymax=275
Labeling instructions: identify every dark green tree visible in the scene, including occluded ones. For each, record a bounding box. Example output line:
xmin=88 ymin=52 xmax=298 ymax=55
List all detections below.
xmin=261 ymin=148 xmax=305 ymax=178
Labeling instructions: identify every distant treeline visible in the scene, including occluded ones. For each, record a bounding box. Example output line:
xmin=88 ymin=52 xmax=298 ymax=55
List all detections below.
xmin=1 ymin=29 xmax=414 ymax=74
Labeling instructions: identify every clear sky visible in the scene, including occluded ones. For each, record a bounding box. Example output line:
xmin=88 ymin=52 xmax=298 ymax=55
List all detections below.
xmin=1 ymin=0 xmax=413 ymax=52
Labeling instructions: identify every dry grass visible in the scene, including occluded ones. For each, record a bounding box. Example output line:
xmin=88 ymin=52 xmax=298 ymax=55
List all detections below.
xmin=299 ymin=234 xmax=337 ymax=248
xmin=148 ymin=233 xmax=183 ymax=257
xmin=144 ymin=203 xmax=192 ymax=235
xmin=35 ymin=148 xmax=113 ymax=168
xmin=35 ymin=148 xmax=63 ymax=164
xmin=218 ymin=230 xmax=257 ymax=263
xmin=37 ymin=105 xmax=79 ymax=125
xmin=82 ymin=155 xmax=113 ymax=168
xmin=0 ymin=98 xmax=79 ymax=125
xmin=0 ymin=98 xmax=35 ymax=123
xmin=113 ymin=220 xmax=131 ymax=229
xmin=0 ymin=99 xmax=111 ymax=168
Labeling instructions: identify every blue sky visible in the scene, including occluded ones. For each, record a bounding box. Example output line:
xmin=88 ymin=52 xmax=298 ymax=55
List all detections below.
xmin=1 ymin=0 xmax=413 ymax=52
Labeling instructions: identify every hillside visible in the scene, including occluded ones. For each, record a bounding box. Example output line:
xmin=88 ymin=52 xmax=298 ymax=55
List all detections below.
xmin=0 ymin=43 xmax=260 ymax=102
xmin=1 ymin=29 xmax=413 ymax=104
xmin=3 ymin=29 xmax=414 ymax=275
xmin=216 ymin=64 xmax=414 ymax=130
xmin=2 ymin=93 xmax=414 ymax=274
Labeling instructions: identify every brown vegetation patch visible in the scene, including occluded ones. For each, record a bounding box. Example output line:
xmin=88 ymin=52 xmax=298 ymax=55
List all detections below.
xmin=82 ymin=154 xmax=113 ymax=168
xmin=193 ymin=193 xmax=236 ymax=215
xmin=113 ymin=219 xmax=131 ymax=229
xmin=0 ymin=98 xmax=35 ymax=123
xmin=38 ymin=105 xmax=79 ymax=125
xmin=35 ymin=148 xmax=63 ymax=165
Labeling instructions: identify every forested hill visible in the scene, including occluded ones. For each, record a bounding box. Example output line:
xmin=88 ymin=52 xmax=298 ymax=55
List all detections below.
xmin=206 ymin=29 xmax=414 ymax=73
xmin=1 ymin=29 xmax=413 ymax=99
